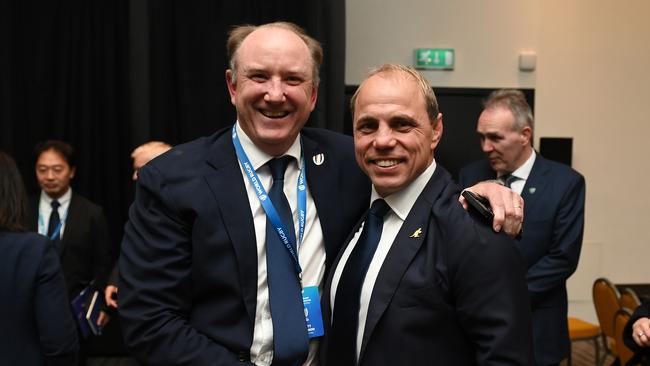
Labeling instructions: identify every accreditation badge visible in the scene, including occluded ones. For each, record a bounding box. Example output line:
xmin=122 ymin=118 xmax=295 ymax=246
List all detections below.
xmin=302 ymin=286 xmax=324 ymax=338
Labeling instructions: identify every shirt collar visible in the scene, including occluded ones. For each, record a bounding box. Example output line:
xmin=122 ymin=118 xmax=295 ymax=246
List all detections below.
xmin=40 ymin=187 xmax=72 ymax=205
xmin=506 ymin=149 xmax=536 ymax=181
xmin=369 ymin=160 xmax=437 ymax=221
xmin=235 ymin=122 xmax=302 ymax=170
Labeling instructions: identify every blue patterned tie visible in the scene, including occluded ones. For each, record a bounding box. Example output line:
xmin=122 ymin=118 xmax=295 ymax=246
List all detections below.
xmin=328 ymin=199 xmax=391 ymax=366
xmin=265 ymin=157 xmax=309 ymax=366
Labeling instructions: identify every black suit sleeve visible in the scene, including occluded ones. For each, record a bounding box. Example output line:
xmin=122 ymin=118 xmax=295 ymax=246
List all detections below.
xmin=451 ymin=222 xmax=534 ymax=365
xmin=118 ymin=164 xmax=253 ymax=366
xmin=624 ymin=302 xmax=650 ymax=356
xmin=35 ymin=240 xmax=79 ymax=366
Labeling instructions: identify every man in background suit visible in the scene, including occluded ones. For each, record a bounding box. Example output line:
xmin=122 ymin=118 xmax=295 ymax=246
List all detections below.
xmin=27 ymin=140 xmax=113 ymax=299
xmin=119 ymin=22 xmax=523 ymax=366
xmin=459 ymin=89 xmax=586 ymax=366
xmin=103 ymin=140 xmax=173 ymax=311
xmin=322 ymin=64 xmax=533 ymax=366
xmin=26 ymin=140 xmax=113 ymax=365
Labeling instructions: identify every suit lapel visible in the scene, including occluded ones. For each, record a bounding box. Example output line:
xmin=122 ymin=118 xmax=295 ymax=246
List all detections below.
xmin=520 ymin=155 xmax=549 ymax=210
xmin=359 ymin=168 xmax=448 ymax=361
xmin=203 ymin=132 xmax=258 ymax=323
xmin=301 ymin=134 xmax=341 ymax=264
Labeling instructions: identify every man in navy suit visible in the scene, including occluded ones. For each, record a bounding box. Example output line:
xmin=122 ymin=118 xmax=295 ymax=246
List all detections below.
xmin=119 ymin=22 xmax=524 ymax=366
xmin=322 ymin=64 xmax=533 ymax=366
xmin=459 ymin=89 xmax=586 ymax=366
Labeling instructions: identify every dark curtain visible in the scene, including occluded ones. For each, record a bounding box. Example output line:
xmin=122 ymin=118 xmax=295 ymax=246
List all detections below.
xmin=143 ymin=0 xmax=347 ymax=145
xmin=2 ymin=0 xmax=131 ymax=260
xmin=2 ymin=0 xmax=345 ymax=274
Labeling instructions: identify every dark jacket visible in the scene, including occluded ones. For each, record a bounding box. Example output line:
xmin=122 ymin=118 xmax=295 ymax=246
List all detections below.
xmin=0 ymin=231 xmax=78 ymax=365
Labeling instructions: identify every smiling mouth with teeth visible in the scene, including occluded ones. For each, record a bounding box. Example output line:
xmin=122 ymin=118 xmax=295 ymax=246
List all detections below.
xmin=375 ymin=159 xmax=399 ymax=167
xmin=261 ymin=110 xmax=289 ymax=118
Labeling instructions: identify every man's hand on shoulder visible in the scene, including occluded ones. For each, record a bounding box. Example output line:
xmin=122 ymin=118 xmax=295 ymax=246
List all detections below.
xmin=460 ymin=181 xmax=523 ymax=237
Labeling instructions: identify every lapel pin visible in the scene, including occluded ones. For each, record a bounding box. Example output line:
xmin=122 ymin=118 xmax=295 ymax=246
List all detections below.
xmin=528 ymin=187 xmax=536 ymax=194
xmin=410 ymin=228 xmax=422 ymax=238
xmin=312 ymin=153 xmax=324 ymax=166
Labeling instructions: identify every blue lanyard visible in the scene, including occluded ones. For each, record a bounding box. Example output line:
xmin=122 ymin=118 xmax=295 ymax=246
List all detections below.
xmin=232 ymin=125 xmax=307 ymax=276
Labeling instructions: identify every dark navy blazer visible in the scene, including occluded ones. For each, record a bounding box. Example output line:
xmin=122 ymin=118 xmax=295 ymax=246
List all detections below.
xmin=118 ymin=127 xmax=370 ymax=365
xmin=0 ymin=231 xmax=78 ymax=365
xmin=321 ymin=166 xmax=534 ymax=366
xmin=459 ymin=155 xmax=586 ymax=365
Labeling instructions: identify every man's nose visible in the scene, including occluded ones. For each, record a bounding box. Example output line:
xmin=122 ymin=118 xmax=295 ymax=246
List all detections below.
xmin=373 ymin=126 xmax=397 ymax=149
xmin=481 ymin=140 xmax=493 ymax=153
xmin=264 ymin=79 xmax=286 ymax=103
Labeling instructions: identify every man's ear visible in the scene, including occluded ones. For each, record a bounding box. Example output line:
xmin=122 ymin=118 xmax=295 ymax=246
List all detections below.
xmin=520 ymin=125 xmax=532 ymax=146
xmin=70 ymin=167 xmax=76 ymax=179
xmin=431 ymin=113 xmax=444 ymax=149
xmin=225 ymin=70 xmax=236 ymax=105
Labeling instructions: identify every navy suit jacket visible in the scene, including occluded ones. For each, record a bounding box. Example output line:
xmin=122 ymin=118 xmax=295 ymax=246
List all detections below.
xmin=27 ymin=192 xmax=113 ymax=299
xmin=118 ymin=127 xmax=370 ymax=365
xmin=321 ymin=166 xmax=534 ymax=366
xmin=0 ymin=231 xmax=79 ymax=366
xmin=459 ymin=155 xmax=585 ymax=365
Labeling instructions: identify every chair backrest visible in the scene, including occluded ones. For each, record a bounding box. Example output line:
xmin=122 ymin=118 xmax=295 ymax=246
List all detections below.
xmin=620 ymin=287 xmax=641 ymax=311
xmin=593 ymin=277 xmax=621 ymax=339
xmin=613 ymin=307 xmax=634 ymax=365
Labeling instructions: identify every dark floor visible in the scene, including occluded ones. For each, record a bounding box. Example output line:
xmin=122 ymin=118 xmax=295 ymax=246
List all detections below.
xmin=560 ymin=338 xmax=616 ymax=366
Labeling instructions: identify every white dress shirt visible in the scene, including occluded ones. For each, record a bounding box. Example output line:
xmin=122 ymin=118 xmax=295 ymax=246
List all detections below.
xmin=330 ymin=160 xmax=437 ymax=359
xmin=499 ymin=150 xmax=536 ymax=195
xmin=236 ymin=123 xmax=325 ymax=366
xmin=38 ymin=188 xmax=72 ymax=239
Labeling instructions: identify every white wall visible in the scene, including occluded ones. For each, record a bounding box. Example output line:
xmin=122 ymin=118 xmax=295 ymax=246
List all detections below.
xmin=346 ymin=0 xmax=538 ymax=88
xmin=347 ymin=0 xmax=650 ymax=322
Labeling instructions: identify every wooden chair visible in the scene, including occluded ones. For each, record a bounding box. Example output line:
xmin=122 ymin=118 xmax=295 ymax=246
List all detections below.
xmin=620 ymin=287 xmax=641 ymax=311
xmin=567 ymin=317 xmax=601 ymax=366
xmin=613 ymin=307 xmax=635 ymax=365
xmin=593 ymin=277 xmax=622 ymax=365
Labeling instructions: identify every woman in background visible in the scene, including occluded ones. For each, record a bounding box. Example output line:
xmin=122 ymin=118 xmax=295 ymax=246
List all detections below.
xmin=0 ymin=150 xmax=78 ymax=365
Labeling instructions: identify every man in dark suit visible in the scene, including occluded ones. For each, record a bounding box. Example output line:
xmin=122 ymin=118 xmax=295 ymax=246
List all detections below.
xmin=26 ymin=140 xmax=113 ymax=300
xmin=26 ymin=140 xmax=113 ymax=365
xmin=119 ymin=23 xmax=524 ymax=366
xmin=459 ymin=90 xmax=586 ymax=366
xmin=321 ymin=64 xmax=533 ymax=366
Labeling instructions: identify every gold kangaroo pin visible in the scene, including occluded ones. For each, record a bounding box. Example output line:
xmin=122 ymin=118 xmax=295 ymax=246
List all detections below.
xmin=410 ymin=228 xmax=422 ymax=238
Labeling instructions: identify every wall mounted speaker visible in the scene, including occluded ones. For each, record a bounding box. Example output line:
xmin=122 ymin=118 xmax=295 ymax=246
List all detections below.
xmin=539 ymin=137 xmax=572 ymax=166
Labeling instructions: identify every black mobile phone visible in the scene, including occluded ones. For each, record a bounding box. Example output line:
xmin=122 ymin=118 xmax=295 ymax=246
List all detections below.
xmin=462 ymin=190 xmax=494 ymax=222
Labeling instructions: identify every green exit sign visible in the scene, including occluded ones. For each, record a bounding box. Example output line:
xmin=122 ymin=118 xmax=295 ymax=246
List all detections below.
xmin=415 ymin=48 xmax=454 ymax=70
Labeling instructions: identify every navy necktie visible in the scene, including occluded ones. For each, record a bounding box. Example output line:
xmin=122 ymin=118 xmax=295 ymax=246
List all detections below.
xmin=328 ymin=199 xmax=391 ymax=366
xmin=47 ymin=200 xmax=61 ymax=239
xmin=265 ymin=157 xmax=309 ymax=366
xmin=501 ymin=173 xmax=519 ymax=188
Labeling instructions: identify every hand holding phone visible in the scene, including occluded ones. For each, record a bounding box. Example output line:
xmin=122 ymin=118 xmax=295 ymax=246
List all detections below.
xmin=461 ymin=190 xmax=494 ymax=222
